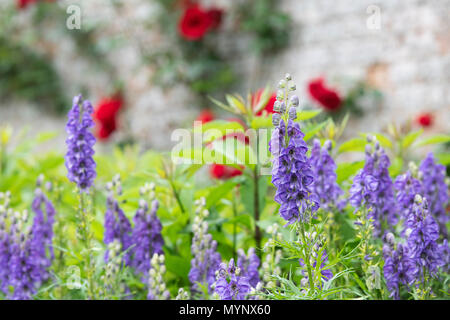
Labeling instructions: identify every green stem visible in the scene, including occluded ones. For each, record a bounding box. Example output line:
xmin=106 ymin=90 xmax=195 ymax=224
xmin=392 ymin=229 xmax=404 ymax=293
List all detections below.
xmin=253 ymin=166 xmax=262 ymax=257
xmin=169 ymin=178 xmax=185 ymax=214
xmin=298 ymin=221 xmax=315 ymax=291
xmin=232 ymin=188 xmax=238 ymax=261
xmin=79 ymin=190 xmax=95 ymax=300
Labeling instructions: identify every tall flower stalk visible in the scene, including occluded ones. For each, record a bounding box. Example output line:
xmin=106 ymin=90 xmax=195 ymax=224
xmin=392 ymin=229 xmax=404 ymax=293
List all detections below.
xmin=269 ymin=74 xmax=320 ymax=291
xmin=65 ymin=94 xmax=97 ymax=299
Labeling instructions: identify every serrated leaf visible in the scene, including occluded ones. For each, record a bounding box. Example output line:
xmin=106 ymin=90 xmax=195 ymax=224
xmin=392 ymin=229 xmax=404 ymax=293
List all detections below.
xmin=304 ymin=121 xmax=328 ymax=141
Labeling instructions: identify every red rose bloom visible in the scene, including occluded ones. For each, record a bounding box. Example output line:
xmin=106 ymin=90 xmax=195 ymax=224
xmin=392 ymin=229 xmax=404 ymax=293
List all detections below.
xmin=195 ymin=109 xmax=215 ymax=125
xmin=416 ymin=113 xmax=433 ymax=128
xmin=17 ymin=0 xmax=37 ymax=9
xmin=307 ymin=78 xmax=342 ymax=111
xmin=207 ymin=8 xmax=223 ymax=30
xmin=94 ymin=95 xmax=123 ymax=141
xmin=210 ymin=164 xmax=243 ymax=180
xmin=178 ymin=5 xmax=213 ymax=41
xmin=252 ymin=89 xmax=277 ymax=116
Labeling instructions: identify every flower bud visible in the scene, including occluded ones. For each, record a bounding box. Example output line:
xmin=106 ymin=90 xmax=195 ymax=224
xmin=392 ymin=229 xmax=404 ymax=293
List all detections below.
xmin=290 ymin=95 xmax=299 ymax=107
xmin=272 ymin=113 xmax=281 ymax=126
xmin=288 ymin=107 xmax=297 ymax=120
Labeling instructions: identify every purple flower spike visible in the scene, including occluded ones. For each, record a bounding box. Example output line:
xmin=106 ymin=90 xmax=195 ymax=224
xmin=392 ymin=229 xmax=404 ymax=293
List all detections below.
xmin=419 ymin=153 xmax=448 ymax=237
xmin=309 ymin=139 xmax=344 ymax=209
xmin=349 ymin=138 xmax=396 ymax=237
xmin=65 ymin=95 xmax=97 ymax=192
xmin=214 ymin=259 xmax=251 ymax=300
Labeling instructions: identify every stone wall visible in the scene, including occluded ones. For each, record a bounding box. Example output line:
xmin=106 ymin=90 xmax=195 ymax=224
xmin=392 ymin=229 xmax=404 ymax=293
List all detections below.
xmin=1 ymin=0 xmax=449 ymax=152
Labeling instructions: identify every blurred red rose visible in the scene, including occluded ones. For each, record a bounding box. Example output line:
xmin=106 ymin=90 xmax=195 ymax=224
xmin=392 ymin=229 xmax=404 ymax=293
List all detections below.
xmin=252 ymin=89 xmax=277 ymax=116
xmin=210 ymin=164 xmax=244 ymax=179
xmin=207 ymin=8 xmax=223 ymax=30
xmin=178 ymin=5 xmax=213 ymax=41
xmin=195 ymin=109 xmax=215 ymax=125
xmin=307 ymin=78 xmax=342 ymax=111
xmin=416 ymin=113 xmax=434 ymax=128
xmin=17 ymin=0 xmax=37 ymax=9
xmin=94 ymin=95 xmax=123 ymax=141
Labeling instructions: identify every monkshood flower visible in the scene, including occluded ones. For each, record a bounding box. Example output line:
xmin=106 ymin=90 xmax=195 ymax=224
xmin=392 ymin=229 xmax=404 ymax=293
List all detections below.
xmin=394 ymin=168 xmax=422 ymax=222
xmin=147 ymin=253 xmax=170 ymax=300
xmin=0 ymin=192 xmax=12 ymax=294
xmin=104 ymin=176 xmax=132 ymax=265
xmin=270 ymin=74 xmax=319 ymax=225
xmin=405 ymin=195 xmax=444 ymax=281
xmin=214 ymin=259 xmax=251 ymax=300
xmin=131 ymin=184 xmax=164 ymax=277
xmin=65 ymin=94 xmax=97 ymax=192
xmin=28 ymin=185 xmax=56 ymax=286
xmin=349 ymin=137 xmax=396 ymax=236
xmin=237 ymin=248 xmax=260 ymax=288
xmin=176 ymin=288 xmax=190 ymax=300
xmin=6 ymin=180 xmax=57 ymax=300
xmin=309 ymin=139 xmax=344 ymax=209
xmin=418 ymin=153 xmax=449 ymax=237
xmin=189 ymin=198 xmax=222 ymax=294
xmin=382 ymin=234 xmax=417 ymax=300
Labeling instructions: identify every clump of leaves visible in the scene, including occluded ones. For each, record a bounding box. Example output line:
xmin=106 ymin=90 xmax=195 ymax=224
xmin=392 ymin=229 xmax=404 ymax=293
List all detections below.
xmin=0 ymin=36 xmax=66 ymax=113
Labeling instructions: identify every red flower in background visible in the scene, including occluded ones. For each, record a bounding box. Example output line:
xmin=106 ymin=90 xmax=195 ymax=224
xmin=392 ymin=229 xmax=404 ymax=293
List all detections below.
xmin=17 ymin=0 xmax=55 ymax=10
xmin=179 ymin=5 xmax=213 ymax=40
xmin=178 ymin=3 xmax=223 ymax=40
xmin=94 ymin=94 xmax=123 ymax=141
xmin=252 ymin=89 xmax=277 ymax=116
xmin=210 ymin=164 xmax=244 ymax=179
xmin=416 ymin=113 xmax=434 ymax=128
xmin=17 ymin=0 xmax=37 ymax=9
xmin=207 ymin=8 xmax=223 ymax=30
xmin=195 ymin=109 xmax=215 ymax=125
xmin=307 ymin=78 xmax=342 ymax=111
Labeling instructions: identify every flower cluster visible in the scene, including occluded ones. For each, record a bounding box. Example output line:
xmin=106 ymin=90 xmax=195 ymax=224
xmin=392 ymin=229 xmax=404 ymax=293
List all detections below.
xmin=309 ymin=139 xmax=344 ymax=209
xmin=394 ymin=165 xmax=422 ymax=222
xmin=65 ymin=95 xmax=97 ymax=192
xmin=349 ymin=137 xmax=396 ymax=237
xmin=237 ymin=248 xmax=260 ymax=288
xmin=418 ymin=153 xmax=448 ymax=237
xmin=382 ymin=235 xmax=417 ymax=300
xmin=103 ymin=175 xmax=132 ymax=265
xmin=270 ymin=74 xmax=319 ymax=225
xmin=405 ymin=196 xmax=444 ymax=281
xmin=131 ymin=183 xmax=164 ymax=277
xmin=214 ymin=259 xmax=251 ymax=300
xmin=189 ymin=198 xmax=222 ymax=294
xmin=0 ymin=180 xmax=56 ymax=299
xmin=178 ymin=3 xmax=223 ymax=41
xmin=383 ymin=195 xmax=447 ymax=299
xmin=307 ymin=78 xmax=342 ymax=111
xmin=147 ymin=253 xmax=170 ymax=300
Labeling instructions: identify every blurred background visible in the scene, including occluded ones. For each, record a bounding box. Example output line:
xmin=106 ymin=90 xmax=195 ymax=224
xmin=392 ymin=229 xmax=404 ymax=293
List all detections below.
xmin=0 ymin=0 xmax=449 ymax=152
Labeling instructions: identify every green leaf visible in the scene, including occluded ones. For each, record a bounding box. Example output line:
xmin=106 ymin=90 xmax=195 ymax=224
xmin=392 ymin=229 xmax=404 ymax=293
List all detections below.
xmin=436 ymin=153 xmax=450 ymax=166
xmin=388 ymin=157 xmax=403 ymax=177
xmin=338 ymin=138 xmax=366 ymax=154
xmin=414 ymin=134 xmax=450 ymax=147
xmin=296 ymin=110 xmax=322 ymax=121
xmin=304 ymin=121 xmax=328 ymax=141
xmin=336 ymin=161 xmax=365 ymax=184
xmin=401 ymin=129 xmax=423 ymax=149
